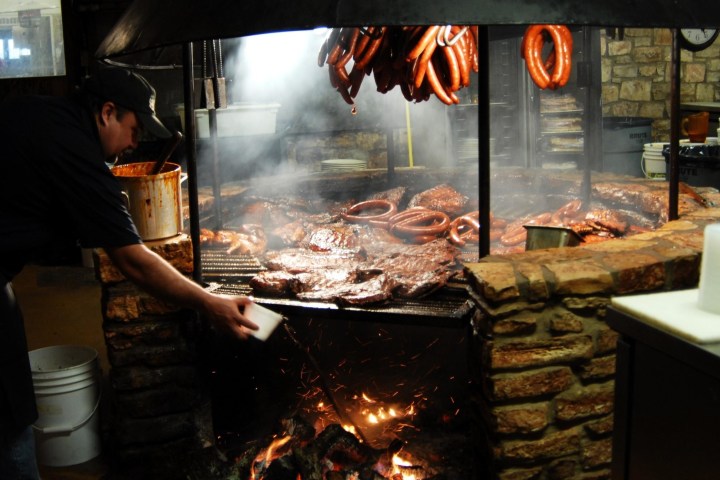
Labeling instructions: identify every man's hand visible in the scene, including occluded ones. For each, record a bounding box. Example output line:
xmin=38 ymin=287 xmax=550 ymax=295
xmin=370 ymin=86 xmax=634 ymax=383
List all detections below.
xmin=200 ymin=293 xmax=259 ymax=340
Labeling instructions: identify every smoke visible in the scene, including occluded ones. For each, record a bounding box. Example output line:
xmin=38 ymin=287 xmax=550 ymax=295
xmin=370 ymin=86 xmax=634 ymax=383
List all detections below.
xmin=228 ymin=30 xmax=325 ymax=105
xmin=202 ymin=29 xmax=461 ymax=195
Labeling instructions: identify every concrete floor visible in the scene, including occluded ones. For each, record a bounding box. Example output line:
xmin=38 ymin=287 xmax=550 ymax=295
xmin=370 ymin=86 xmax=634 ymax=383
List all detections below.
xmin=13 ymin=263 xmax=110 ymax=480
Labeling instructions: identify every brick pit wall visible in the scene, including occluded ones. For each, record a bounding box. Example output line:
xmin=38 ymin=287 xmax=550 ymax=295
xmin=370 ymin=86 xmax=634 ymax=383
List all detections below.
xmin=96 ymin=185 xmax=720 ymax=479
xmin=95 ymin=235 xmax=215 ymax=469
xmin=466 ymin=198 xmax=720 ymax=479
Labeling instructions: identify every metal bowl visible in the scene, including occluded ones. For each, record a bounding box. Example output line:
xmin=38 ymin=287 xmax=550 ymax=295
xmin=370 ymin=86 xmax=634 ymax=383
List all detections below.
xmin=524 ymin=225 xmax=583 ymax=250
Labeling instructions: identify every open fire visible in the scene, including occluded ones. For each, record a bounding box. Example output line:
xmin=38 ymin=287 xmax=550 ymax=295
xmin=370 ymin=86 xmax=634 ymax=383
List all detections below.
xmin=207 ymin=314 xmax=473 ymax=480
xmin=246 ymin=391 xmax=442 ymax=479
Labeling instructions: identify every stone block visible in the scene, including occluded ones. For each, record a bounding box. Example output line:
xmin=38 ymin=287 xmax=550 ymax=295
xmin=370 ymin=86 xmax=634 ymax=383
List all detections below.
xmin=498 ymin=466 xmax=543 ymax=480
xmin=113 ymin=411 xmax=196 ymax=446
xmin=546 ymin=261 xmax=613 ymax=296
xmin=492 ymin=312 xmax=538 ymax=336
xmin=465 ymin=262 xmax=520 ymax=302
xmin=113 ymin=385 xmax=204 ymax=418
xmin=497 ymin=428 xmax=581 ymax=462
xmin=111 ymin=365 xmax=200 ymax=391
xmin=595 ymin=327 xmax=619 ymax=354
xmin=488 ymin=367 xmax=574 ymax=401
xmin=581 ymin=437 xmax=613 ymax=469
xmin=95 ymin=234 xmax=193 ymax=285
xmin=601 ymin=252 xmax=665 ymax=294
xmin=488 ymin=335 xmax=594 ymax=370
xmin=493 ymin=403 xmax=549 ymax=434
xmin=107 ymin=341 xmax=195 ymax=368
xmin=584 ymin=415 xmax=614 ymax=437
xmin=577 ymin=355 xmax=616 ymax=381
xmin=555 ymin=382 xmax=614 ymax=422
xmin=549 ymin=311 xmax=584 ymax=334
xmin=619 ymin=80 xmax=652 ymax=101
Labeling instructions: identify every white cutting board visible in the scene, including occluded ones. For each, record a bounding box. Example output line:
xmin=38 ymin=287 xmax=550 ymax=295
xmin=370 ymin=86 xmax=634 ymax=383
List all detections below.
xmin=612 ymin=289 xmax=720 ymax=344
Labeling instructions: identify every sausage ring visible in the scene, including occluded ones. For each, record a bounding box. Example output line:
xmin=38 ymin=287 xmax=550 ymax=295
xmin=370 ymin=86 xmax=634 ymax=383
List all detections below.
xmin=342 ymin=199 xmax=398 ymax=224
xmin=448 ymin=214 xmax=481 ymax=247
xmin=391 ymin=211 xmax=451 ymax=238
xmin=388 ymin=207 xmax=433 ymax=226
xmin=523 ymin=25 xmax=551 ymax=90
xmin=523 ymin=24 xmax=572 ymax=90
xmin=500 ymin=228 xmax=527 ymax=247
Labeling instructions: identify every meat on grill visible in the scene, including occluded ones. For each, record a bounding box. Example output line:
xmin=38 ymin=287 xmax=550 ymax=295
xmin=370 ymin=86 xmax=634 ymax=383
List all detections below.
xmin=270 ymin=219 xmax=307 ymax=247
xmin=301 ymin=224 xmax=361 ymax=252
xmin=263 ymin=248 xmax=365 ymax=274
xmin=250 ymin=238 xmax=460 ymax=305
xmin=295 ymin=271 xmax=396 ymax=306
xmin=200 ymin=226 xmax=267 ymax=255
xmin=369 ymin=186 xmax=407 ymax=206
xmin=407 ymin=184 xmax=468 ymax=216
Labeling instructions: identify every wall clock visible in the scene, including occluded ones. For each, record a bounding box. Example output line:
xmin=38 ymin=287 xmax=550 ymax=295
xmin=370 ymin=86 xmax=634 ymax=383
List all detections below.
xmin=679 ymin=28 xmax=719 ymax=51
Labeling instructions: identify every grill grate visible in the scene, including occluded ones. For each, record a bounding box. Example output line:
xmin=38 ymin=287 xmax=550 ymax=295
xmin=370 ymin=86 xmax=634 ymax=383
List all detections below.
xmin=201 ymin=248 xmax=266 ymax=279
xmin=201 ymin=247 xmax=474 ymax=327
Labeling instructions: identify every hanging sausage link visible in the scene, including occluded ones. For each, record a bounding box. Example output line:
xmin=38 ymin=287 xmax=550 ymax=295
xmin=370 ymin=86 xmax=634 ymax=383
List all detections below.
xmin=522 ymin=24 xmax=573 ymax=90
xmin=319 ymin=25 xmax=480 ymax=106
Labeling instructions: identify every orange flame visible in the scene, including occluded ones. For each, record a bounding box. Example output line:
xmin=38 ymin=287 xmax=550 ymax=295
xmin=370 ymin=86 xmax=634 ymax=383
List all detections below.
xmin=250 ymin=435 xmax=292 ymax=478
xmin=391 ymin=453 xmax=419 ymax=480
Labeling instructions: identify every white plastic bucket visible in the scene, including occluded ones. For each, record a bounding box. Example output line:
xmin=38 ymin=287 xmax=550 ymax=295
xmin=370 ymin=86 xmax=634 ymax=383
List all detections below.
xmin=642 ymin=143 xmax=667 ymax=180
xmin=29 ymin=345 xmax=102 ymax=467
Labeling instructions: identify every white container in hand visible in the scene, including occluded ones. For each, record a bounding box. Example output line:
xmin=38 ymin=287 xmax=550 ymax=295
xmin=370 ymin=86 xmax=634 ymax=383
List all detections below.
xmin=244 ymin=302 xmax=283 ymax=341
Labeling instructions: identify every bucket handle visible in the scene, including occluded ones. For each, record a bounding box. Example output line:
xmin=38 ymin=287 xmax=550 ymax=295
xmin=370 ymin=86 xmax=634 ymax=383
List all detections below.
xmin=641 ymin=152 xmax=648 ymax=178
xmin=31 ymin=389 xmax=101 ymax=435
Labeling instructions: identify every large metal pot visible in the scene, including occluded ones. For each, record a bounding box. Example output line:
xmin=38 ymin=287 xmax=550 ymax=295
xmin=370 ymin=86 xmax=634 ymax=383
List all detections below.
xmin=111 ymin=162 xmax=183 ymax=241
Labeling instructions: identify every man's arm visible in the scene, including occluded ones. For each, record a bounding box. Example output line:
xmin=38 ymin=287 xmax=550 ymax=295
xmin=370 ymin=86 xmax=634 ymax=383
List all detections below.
xmin=104 ymin=243 xmax=258 ymax=340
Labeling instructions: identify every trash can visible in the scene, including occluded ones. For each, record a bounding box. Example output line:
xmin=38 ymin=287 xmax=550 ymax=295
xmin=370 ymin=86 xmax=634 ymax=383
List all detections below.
xmin=602 ymin=117 xmax=653 ymax=177
xmin=663 ymin=144 xmax=720 ymax=189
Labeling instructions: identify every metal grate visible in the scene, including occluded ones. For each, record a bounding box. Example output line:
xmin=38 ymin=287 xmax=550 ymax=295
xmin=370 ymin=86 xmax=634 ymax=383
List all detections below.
xmin=201 ymin=248 xmax=474 ymax=328
xmin=201 ymin=248 xmax=266 ymax=279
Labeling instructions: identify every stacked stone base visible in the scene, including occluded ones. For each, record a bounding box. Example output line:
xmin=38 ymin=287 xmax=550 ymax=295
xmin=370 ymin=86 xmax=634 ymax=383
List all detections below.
xmin=94 ymin=235 xmax=214 ymax=469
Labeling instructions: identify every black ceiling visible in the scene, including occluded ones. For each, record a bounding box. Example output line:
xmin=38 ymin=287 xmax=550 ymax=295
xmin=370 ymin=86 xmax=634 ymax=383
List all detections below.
xmin=96 ymin=0 xmax=720 ymax=58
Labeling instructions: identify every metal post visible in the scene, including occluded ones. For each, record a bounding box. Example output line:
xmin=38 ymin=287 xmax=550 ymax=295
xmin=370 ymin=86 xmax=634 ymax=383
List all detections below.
xmin=183 ymin=42 xmax=203 ymax=284
xmin=477 ymin=26 xmax=491 ymax=258
xmin=669 ymin=29 xmax=680 ymax=220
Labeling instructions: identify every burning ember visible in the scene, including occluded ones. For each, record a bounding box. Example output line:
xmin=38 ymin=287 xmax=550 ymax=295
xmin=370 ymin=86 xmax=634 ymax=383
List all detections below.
xmin=246 ymin=423 xmax=431 ymax=480
xmin=243 ymin=393 xmax=444 ymax=480
xmin=211 ymin=313 xmax=473 ymax=479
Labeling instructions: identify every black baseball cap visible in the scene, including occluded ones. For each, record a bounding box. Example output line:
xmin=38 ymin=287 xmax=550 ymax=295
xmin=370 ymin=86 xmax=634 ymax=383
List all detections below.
xmin=83 ymin=66 xmax=171 ymax=139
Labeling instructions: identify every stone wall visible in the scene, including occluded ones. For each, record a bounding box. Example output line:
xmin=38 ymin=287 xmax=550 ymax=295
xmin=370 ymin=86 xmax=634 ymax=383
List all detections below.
xmin=465 ymin=192 xmax=720 ymax=479
xmin=601 ymin=27 xmax=720 ymax=141
xmin=94 ymin=235 xmax=214 ymax=471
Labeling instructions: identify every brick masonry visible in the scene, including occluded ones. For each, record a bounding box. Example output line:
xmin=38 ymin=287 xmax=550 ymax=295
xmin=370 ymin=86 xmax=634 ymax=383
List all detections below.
xmin=601 ymin=27 xmax=720 ymax=141
xmin=94 ymin=234 xmax=214 ymax=467
xmin=465 ymin=191 xmax=720 ymax=479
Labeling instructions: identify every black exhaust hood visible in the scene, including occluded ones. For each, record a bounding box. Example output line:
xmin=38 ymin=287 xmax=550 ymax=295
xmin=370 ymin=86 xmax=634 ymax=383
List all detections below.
xmin=96 ymin=0 xmax=719 ymax=58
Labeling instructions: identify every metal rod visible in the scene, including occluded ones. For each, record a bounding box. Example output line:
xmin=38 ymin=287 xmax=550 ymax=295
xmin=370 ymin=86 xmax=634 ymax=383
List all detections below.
xmin=183 ymin=42 xmax=202 ymax=283
xmin=477 ymin=25 xmax=490 ymax=258
xmin=209 ymin=109 xmax=223 ymax=230
xmin=669 ymin=29 xmax=680 ymax=221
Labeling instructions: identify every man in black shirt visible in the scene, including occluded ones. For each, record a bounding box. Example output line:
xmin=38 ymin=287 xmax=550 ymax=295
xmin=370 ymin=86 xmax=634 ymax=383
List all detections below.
xmin=0 ymin=66 xmax=259 ymax=479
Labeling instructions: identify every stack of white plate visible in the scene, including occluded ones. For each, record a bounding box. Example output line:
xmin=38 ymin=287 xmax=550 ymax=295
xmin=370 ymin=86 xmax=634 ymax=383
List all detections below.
xmin=457 ymin=137 xmax=479 ymax=164
xmin=320 ymin=159 xmax=367 ymax=172
xmin=457 ymin=137 xmax=495 ymax=164
xmin=642 ymin=142 xmax=666 ymax=180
